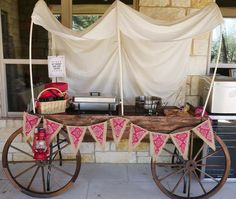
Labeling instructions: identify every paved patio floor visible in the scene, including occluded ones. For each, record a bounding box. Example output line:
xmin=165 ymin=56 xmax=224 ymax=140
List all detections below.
xmin=0 ymin=163 xmax=235 ymax=199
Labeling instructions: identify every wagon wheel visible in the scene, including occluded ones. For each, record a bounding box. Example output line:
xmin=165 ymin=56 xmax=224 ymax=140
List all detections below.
xmin=2 ymin=127 xmax=81 ymax=198
xmin=151 ymin=128 xmax=231 ymax=199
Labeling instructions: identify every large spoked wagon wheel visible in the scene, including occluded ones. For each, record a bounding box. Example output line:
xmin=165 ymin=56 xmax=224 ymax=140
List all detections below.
xmin=2 ymin=127 xmax=81 ymax=198
xmin=151 ymin=128 xmax=230 ymax=199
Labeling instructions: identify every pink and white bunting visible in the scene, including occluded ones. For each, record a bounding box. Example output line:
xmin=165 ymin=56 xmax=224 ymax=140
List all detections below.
xmin=67 ymin=126 xmax=87 ymax=153
xmin=88 ymin=122 xmax=107 ymax=150
xmin=150 ymin=132 xmax=169 ymax=159
xmin=192 ymin=119 xmax=216 ymax=151
xmin=22 ymin=112 xmax=41 ymax=140
xmin=129 ymin=124 xmax=149 ymax=151
xmin=110 ymin=117 xmax=129 ymax=145
xmin=170 ymin=131 xmax=190 ymax=160
xmin=43 ymin=119 xmax=63 ymax=144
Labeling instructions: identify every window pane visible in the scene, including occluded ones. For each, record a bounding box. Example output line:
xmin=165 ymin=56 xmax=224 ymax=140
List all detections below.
xmin=211 ymin=18 xmax=236 ymax=64
xmin=72 ymin=15 xmax=100 ymax=31
xmin=6 ymin=64 xmax=50 ymax=112
xmin=1 ymin=0 xmax=48 ymax=59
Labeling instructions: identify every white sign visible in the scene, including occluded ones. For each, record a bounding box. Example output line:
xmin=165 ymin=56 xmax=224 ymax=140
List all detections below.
xmin=48 ymin=55 xmax=66 ymax=78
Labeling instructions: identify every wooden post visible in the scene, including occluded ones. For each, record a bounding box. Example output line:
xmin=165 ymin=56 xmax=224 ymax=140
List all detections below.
xmin=61 ymin=0 xmax=72 ymax=28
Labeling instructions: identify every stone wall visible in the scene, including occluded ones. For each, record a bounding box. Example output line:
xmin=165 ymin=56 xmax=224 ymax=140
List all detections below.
xmin=0 ymin=0 xmax=214 ymax=163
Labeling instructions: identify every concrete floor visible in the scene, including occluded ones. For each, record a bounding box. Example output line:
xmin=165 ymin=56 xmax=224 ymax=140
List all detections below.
xmin=0 ymin=163 xmax=235 ymax=199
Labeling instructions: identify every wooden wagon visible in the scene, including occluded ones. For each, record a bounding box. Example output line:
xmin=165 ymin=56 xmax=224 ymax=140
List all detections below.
xmin=1 ymin=114 xmax=231 ymax=199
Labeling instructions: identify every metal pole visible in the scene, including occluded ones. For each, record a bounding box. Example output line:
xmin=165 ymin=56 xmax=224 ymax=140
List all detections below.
xmin=202 ymin=25 xmax=222 ymax=117
xmin=29 ymin=21 xmax=36 ymax=114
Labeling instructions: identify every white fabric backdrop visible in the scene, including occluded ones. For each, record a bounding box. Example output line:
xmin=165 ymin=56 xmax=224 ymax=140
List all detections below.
xmin=31 ymin=0 xmax=223 ymax=105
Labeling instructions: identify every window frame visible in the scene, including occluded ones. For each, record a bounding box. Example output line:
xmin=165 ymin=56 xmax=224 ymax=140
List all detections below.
xmin=208 ymin=8 xmax=236 ymax=74
xmin=0 ymin=10 xmax=48 ymax=117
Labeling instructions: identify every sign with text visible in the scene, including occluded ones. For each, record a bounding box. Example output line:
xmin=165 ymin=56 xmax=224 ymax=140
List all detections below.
xmin=48 ymin=55 xmax=66 ymax=78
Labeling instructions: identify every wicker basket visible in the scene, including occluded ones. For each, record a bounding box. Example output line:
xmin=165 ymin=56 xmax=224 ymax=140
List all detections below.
xmin=37 ymin=87 xmax=67 ymax=114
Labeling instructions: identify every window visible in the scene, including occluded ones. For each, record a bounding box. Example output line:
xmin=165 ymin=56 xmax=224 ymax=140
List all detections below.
xmin=208 ymin=2 xmax=236 ymax=76
xmin=210 ymin=18 xmax=236 ymax=65
xmin=0 ymin=0 xmax=138 ymax=116
xmin=0 ymin=0 xmax=49 ymax=116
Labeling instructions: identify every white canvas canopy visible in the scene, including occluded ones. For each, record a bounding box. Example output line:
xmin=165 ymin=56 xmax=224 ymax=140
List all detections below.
xmin=29 ymin=0 xmax=223 ymax=114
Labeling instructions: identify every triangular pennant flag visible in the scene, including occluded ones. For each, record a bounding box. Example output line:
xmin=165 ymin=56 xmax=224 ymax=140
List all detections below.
xmin=170 ymin=131 xmax=190 ymax=160
xmin=129 ymin=123 xmax=149 ymax=151
xmin=150 ymin=132 xmax=169 ymax=159
xmin=43 ymin=119 xmax=63 ymax=144
xmin=192 ymin=119 xmax=216 ymax=151
xmin=67 ymin=126 xmax=87 ymax=153
xmin=110 ymin=117 xmax=129 ymax=145
xmin=88 ymin=122 xmax=107 ymax=150
xmin=22 ymin=112 xmax=41 ymax=140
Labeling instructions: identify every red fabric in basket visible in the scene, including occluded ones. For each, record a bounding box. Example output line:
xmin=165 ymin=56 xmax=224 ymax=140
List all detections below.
xmin=44 ymin=82 xmax=68 ymax=92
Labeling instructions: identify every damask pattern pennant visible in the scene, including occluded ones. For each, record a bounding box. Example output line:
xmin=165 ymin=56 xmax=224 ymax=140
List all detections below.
xmin=192 ymin=119 xmax=216 ymax=151
xmin=88 ymin=122 xmax=107 ymax=149
xmin=43 ymin=119 xmax=63 ymax=144
xmin=67 ymin=126 xmax=87 ymax=153
xmin=170 ymin=131 xmax=190 ymax=160
xmin=22 ymin=112 xmax=41 ymax=140
xmin=150 ymin=132 xmax=169 ymax=159
xmin=110 ymin=117 xmax=129 ymax=145
xmin=129 ymin=123 xmax=149 ymax=151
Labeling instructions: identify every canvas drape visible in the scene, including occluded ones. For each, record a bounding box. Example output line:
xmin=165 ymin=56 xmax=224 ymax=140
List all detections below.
xmin=30 ymin=0 xmax=223 ymax=106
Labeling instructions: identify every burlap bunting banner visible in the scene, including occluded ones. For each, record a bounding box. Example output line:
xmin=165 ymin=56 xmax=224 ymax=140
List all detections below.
xmin=192 ymin=119 xmax=216 ymax=151
xmin=67 ymin=126 xmax=87 ymax=153
xmin=129 ymin=123 xmax=149 ymax=151
xmin=23 ymin=112 xmax=41 ymax=140
xmin=43 ymin=119 xmax=63 ymax=144
xmin=88 ymin=121 xmax=107 ymax=150
xmin=170 ymin=131 xmax=190 ymax=160
xmin=110 ymin=117 xmax=129 ymax=145
xmin=150 ymin=132 xmax=169 ymax=159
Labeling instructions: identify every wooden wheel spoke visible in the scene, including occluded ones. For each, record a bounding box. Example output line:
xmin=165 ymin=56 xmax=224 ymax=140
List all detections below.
xmin=188 ymin=171 xmax=192 ymax=197
xmin=159 ymin=168 xmax=185 ymax=182
xmin=155 ymin=163 xmax=184 ymax=167
xmin=190 ymin=132 xmax=194 ymax=160
xmin=10 ymin=145 xmax=33 ymax=158
xmin=195 ymin=168 xmax=219 ymax=183
xmin=163 ymin=148 xmax=183 ymax=161
xmin=171 ymin=170 xmax=188 ymax=194
xmin=51 ymin=165 xmax=73 ymax=177
xmin=8 ymin=160 xmax=36 ymax=164
xmin=193 ymin=170 xmax=207 ymax=194
xmin=41 ymin=167 xmax=46 ymax=192
xmin=14 ymin=164 xmax=37 ymax=179
xmin=27 ymin=166 xmax=40 ymax=189
xmin=197 ymin=164 xmax=224 ymax=167
xmin=193 ymin=144 xmax=205 ymax=161
xmin=196 ymin=148 xmax=222 ymax=163
xmin=52 ymin=143 xmax=70 ymax=157
xmin=51 ymin=139 xmax=67 ymax=149
xmin=53 ymin=159 xmax=77 ymax=162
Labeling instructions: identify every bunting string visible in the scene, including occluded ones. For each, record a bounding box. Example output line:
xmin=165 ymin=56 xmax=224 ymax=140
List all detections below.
xmin=21 ymin=115 xmax=216 ymax=159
